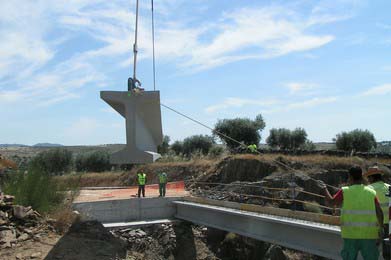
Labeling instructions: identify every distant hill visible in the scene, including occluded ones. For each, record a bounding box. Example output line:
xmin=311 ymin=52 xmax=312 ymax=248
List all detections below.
xmin=33 ymin=143 xmax=63 ymax=147
xmin=0 ymin=144 xmax=29 ymax=147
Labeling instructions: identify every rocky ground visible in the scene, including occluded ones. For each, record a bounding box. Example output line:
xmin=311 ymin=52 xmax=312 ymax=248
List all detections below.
xmin=110 ymin=221 xmax=320 ymax=260
xmin=0 ymin=194 xmax=61 ymax=260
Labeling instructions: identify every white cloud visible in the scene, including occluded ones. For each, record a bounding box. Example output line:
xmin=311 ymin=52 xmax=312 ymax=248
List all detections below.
xmin=377 ymin=23 xmax=391 ymax=30
xmin=261 ymin=96 xmax=339 ymax=114
xmin=284 ymin=82 xmax=317 ymax=94
xmin=286 ymin=97 xmax=338 ymax=109
xmin=383 ymin=66 xmax=391 ymax=72
xmin=205 ymin=97 xmax=280 ymax=113
xmin=0 ymin=0 xmax=352 ymax=106
xmin=360 ymin=84 xmax=391 ymax=96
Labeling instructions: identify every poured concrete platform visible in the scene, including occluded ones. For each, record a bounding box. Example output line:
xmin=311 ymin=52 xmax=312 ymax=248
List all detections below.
xmin=73 ymin=196 xmax=182 ymax=223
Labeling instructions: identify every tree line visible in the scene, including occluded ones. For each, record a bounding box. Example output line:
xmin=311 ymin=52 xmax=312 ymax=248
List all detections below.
xmin=22 ymin=113 xmax=381 ymax=176
xmin=164 ymin=114 xmax=379 ymax=155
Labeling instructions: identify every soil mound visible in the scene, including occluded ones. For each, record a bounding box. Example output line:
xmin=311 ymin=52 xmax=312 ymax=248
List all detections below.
xmin=45 ymin=221 xmax=126 ymax=260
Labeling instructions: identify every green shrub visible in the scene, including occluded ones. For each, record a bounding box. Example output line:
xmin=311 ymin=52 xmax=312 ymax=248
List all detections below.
xmin=266 ymin=127 xmax=309 ymax=150
xmin=171 ymin=141 xmax=184 ymax=155
xmin=334 ymin=129 xmax=377 ymax=152
xmin=75 ymin=151 xmax=111 ymax=172
xmin=30 ymin=148 xmax=73 ymax=175
xmin=214 ymin=114 xmax=266 ymax=150
xmin=157 ymin=135 xmax=170 ymax=155
xmin=4 ymin=163 xmax=64 ymax=213
xmin=208 ymin=145 xmax=225 ymax=158
xmin=183 ymin=135 xmax=215 ymax=156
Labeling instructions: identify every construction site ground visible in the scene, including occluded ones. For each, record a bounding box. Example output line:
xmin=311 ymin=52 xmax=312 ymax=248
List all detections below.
xmin=1 ymin=154 xmax=391 ymax=259
xmin=74 ymin=181 xmax=187 ymax=203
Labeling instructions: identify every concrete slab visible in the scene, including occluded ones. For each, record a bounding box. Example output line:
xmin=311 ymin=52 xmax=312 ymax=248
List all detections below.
xmin=73 ymin=196 xmax=183 ymax=223
xmin=74 ymin=182 xmax=188 ymax=203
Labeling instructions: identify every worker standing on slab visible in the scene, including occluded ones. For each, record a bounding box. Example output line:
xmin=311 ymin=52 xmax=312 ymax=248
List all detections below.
xmin=137 ymin=171 xmax=147 ymax=198
xmin=320 ymin=166 xmax=383 ymax=260
xmin=158 ymin=172 xmax=167 ymax=197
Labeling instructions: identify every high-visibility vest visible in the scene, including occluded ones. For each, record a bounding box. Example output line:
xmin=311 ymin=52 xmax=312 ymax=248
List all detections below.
xmin=369 ymin=181 xmax=390 ymax=224
xmin=159 ymin=173 xmax=167 ymax=184
xmin=340 ymin=184 xmax=379 ymax=239
xmin=137 ymin=173 xmax=146 ymax=185
xmin=247 ymin=144 xmax=257 ymax=153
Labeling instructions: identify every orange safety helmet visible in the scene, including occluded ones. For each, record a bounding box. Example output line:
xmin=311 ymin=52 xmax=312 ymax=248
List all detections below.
xmin=363 ymin=166 xmax=383 ymax=177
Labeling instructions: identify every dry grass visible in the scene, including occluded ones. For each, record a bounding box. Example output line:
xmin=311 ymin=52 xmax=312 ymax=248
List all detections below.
xmin=56 ymin=172 xmax=124 ymax=187
xmin=49 ymin=206 xmax=79 ymax=234
xmin=0 ymin=157 xmax=17 ymax=169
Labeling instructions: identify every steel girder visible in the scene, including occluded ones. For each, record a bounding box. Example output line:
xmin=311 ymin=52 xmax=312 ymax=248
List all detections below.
xmin=174 ymin=201 xmax=343 ymax=259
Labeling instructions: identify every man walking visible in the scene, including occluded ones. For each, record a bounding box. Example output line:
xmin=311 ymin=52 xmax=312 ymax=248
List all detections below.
xmin=321 ymin=166 xmax=383 ymax=260
xmin=137 ymin=171 xmax=146 ymax=198
xmin=158 ymin=172 xmax=167 ymax=197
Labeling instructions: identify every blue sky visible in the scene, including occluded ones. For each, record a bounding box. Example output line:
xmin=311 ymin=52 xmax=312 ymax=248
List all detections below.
xmin=1 ymin=0 xmax=390 ymax=145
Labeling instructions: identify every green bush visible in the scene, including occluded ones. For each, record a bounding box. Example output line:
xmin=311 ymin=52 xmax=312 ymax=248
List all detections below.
xmin=266 ymin=127 xmax=309 ymax=150
xmin=183 ymin=135 xmax=215 ymax=156
xmin=214 ymin=114 xmax=266 ymax=150
xmin=157 ymin=135 xmax=170 ymax=155
xmin=208 ymin=145 xmax=225 ymax=158
xmin=75 ymin=151 xmax=111 ymax=172
xmin=4 ymin=163 xmax=64 ymax=213
xmin=334 ymin=129 xmax=377 ymax=152
xmin=171 ymin=141 xmax=184 ymax=155
xmin=30 ymin=148 xmax=73 ymax=175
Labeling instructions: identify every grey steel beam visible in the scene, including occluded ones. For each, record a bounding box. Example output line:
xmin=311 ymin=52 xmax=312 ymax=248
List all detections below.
xmin=174 ymin=201 xmax=343 ymax=259
xmin=100 ymin=90 xmax=163 ymax=164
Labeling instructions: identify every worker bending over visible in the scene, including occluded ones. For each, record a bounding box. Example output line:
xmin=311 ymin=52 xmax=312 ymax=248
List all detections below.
xmin=158 ymin=172 xmax=168 ymax=197
xmin=137 ymin=171 xmax=147 ymax=198
xmin=247 ymin=144 xmax=257 ymax=154
xmin=321 ymin=166 xmax=383 ymax=260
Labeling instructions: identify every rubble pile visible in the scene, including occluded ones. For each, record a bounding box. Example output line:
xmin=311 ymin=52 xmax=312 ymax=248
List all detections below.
xmin=0 ymin=194 xmax=50 ymax=249
xmin=111 ymin=223 xmax=180 ymax=259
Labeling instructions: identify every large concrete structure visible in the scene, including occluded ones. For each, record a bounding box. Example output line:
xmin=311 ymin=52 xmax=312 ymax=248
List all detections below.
xmin=100 ymin=90 xmax=163 ymax=164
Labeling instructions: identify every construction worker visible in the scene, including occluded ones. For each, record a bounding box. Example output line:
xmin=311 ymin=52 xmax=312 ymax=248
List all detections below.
xmin=320 ymin=166 xmax=383 ymax=260
xmin=137 ymin=171 xmax=146 ymax=198
xmin=247 ymin=144 xmax=257 ymax=153
xmin=158 ymin=172 xmax=168 ymax=197
xmin=365 ymin=166 xmax=390 ymax=259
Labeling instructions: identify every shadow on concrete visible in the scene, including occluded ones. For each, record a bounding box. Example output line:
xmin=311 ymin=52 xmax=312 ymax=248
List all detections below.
xmin=45 ymin=221 xmax=126 ymax=260
xmin=173 ymin=222 xmax=197 ymax=260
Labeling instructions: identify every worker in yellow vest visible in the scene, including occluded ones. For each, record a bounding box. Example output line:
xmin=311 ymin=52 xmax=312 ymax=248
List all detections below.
xmin=321 ymin=166 xmax=383 ymax=259
xmin=137 ymin=172 xmax=147 ymax=198
xmin=247 ymin=144 xmax=257 ymax=154
xmin=365 ymin=165 xmax=390 ymax=259
xmin=158 ymin=172 xmax=167 ymax=197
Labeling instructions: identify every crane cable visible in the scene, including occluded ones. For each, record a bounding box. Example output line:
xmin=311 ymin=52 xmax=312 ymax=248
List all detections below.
xmin=132 ymin=0 xmax=140 ymax=85
xmin=151 ymin=0 xmax=157 ymax=91
xmin=149 ymin=2 xmax=337 ymax=191
xmin=160 ymin=103 xmax=338 ymax=190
